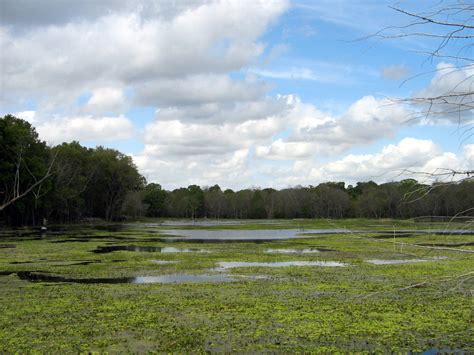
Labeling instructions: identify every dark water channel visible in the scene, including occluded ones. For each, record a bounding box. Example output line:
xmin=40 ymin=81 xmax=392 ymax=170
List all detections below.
xmin=14 ymin=271 xmax=235 ymax=284
xmin=91 ymin=245 xmax=209 ymax=253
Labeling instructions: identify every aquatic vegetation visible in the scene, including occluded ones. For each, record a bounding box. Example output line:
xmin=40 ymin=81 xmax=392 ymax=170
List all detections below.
xmin=0 ymin=219 xmax=472 ymax=352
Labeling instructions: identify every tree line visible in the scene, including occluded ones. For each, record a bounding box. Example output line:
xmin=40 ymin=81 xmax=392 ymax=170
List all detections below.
xmin=1 ymin=115 xmax=473 ymax=226
xmin=139 ymin=180 xmax=473 ymax=221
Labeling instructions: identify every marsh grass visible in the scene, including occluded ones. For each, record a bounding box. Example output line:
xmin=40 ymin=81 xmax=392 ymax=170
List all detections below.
xmin=0 ymin=219 xmax=472 ymax=352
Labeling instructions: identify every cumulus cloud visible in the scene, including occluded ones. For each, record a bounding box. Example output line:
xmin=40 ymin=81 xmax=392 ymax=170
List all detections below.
xmin=3 ymin=1 xmax=470 ymax=190
xmin=256 ymin=140 xmax=314 ymax=160
xmin=262 ymin=138 xmax=473 ymax=188
xmin=255 ymin=95 xmax=411 ymax=160
xmin=142 ymin=112 xmax=284 ymax=158
xmin=35 ymin=115 xmax=134 ymax=145
xmin=1 ymin=1 xmax=288 ymax=102
xmin=14 ymin=110 xmax=36 ymax=123
xmin=314 ymin=138 xmax=441 ymax=181
xmin=85 ymin=87 xmax=127 ymax=114
xmin=154 ymin=96 xmax=290 ymax=124
xmin=135 ymin=74 xmax=267 ymax=106
xmin=134 ymin=93 xmax=416 ymax=186
xmin=134 ymin=148 xmax=251 ymax=189
xmin=413 ymin=62 xmax=474 ymax=124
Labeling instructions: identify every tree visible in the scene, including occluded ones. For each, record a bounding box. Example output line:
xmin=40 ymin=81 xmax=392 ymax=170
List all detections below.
xmin=186 ymin=185 xmax=204 ymax=219
xmin=372 ymin=2 xmax=473 ymax=179
xmin=143 ymin=183 xmax=167 ymax=217
xmin=88 ymin=147 xmax=145 ymax=221
xmin=0 ymin=115 xmax=54 ymax=225
xmin=48 ymin=142 xmax=93 ymax=223
xmin=204 ymin=184 xmax=225 ymax=219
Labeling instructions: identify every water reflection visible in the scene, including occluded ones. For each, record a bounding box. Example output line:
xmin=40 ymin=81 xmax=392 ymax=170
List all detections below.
xmin=132 ymin=274 xmax=234 ymax=284
xmin=214 ymin=260 xmax=349 ymax=270
xmin=366 ymin=257 xmax=447 ymax=265
xmin=91 ymin=245 xmax=209 ymax=254
xmin=265 ymin=248 xmax=333 ymax=254
xmin=15 ymin=271 xmax=235 ymax=284
xmin=161 ymin=229 xmax=349 ymax=242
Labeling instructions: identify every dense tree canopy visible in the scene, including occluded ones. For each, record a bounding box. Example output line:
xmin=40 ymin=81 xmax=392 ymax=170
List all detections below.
xmin=0 ymin=115 xmax=145 ymax=225
xmin=0 ymin=115 xmax=52 ymax=225
xmin=1 ymin=115 xmax=473 ymax=226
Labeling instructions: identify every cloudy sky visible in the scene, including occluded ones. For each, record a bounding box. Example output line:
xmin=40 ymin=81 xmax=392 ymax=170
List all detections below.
xmin=1 ymin=0 xmax=473 ymax=189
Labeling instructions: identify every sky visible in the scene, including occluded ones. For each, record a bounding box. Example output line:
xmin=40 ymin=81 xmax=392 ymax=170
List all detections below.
xmin=1 ymin=0 xmax=473 ymax=190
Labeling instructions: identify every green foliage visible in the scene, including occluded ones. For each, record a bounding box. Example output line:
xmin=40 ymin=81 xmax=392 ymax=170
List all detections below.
xmin=143 ymin=183 xmax=167 ymax=217
xmin=0 ymin=220 xmax=472 ymax=352
xmin=0 ymin=115 xmax=51 ymax=225
xmin=0 ymin=116 xmax=145 ymax=225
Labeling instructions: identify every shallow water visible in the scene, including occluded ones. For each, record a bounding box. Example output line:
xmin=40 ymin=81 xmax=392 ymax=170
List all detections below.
xmin=396 ymin=229 xmax=474 ymax=235
xmin=214 ymin=261 xmax=349 ymax=270
xmin=15 ymin=271 xmax=235 ymax=284
xmin=371 ymin=233 xmax=413 ymax=239
xmin=366 ymin=257 xmax=447 ymax=265
xmin=132 ymin=274 xmax=235 ymax=284
xmin=265 ymin=248 xmax=332 ymax=254
xmin=91 ymin=245 xmax=209 ymax=254
xmin=416 ymin=241 xmax=474 ymax=247
xmin=161 ymin=229 xmax=349 ymax=241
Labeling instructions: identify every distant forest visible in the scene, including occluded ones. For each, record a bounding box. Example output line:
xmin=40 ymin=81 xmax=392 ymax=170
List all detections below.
xmin=1 ymin=115 xmax=473 ymax=226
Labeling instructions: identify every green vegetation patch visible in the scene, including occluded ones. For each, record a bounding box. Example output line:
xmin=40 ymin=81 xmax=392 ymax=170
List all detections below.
xmin=0 ymin=220 xmax=472 ymax=352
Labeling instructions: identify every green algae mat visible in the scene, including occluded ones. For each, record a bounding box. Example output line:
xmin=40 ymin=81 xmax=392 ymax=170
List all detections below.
xmin=1 ymin=219 xmax=473 ymax=352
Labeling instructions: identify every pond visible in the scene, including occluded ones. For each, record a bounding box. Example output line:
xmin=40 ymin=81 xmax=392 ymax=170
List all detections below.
xmin=15 ymin=271 xmax=236 ymax=284
xmin=265 ymin=247 xmax=333 ymax=254
xmin=214 ymin=261 xmax=349 ymax=270
xmin=366 ymin=257 xmax=447 ymax=265
xmin=160 ymin=228 xmax=350 ymax=242
xmin=91 ymin=245 xmax=209 ymax=254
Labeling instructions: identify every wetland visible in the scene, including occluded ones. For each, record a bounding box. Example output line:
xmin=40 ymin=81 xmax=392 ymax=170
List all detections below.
xmin=0 ymin=218 xmax=473 ymax=352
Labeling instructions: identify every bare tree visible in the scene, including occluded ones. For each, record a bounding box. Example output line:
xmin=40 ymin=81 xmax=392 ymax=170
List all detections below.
xmin=368 ymin=2 xmax=473 ymax=188
xmin=0 ymin=151 xmax=56 ymax=212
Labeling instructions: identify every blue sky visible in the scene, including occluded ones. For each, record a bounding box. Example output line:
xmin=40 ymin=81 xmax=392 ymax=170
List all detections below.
xmin=1 ymin=0 xmax=472 ymax=189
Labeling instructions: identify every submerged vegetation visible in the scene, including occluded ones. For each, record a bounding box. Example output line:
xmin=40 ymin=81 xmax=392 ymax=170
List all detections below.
xmin=0 ymin=219 xmax=473 ymax=352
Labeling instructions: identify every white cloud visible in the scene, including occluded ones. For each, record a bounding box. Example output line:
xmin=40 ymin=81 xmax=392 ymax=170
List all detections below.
xmin=134 ymin=148 xmax=251 ymax=189
xmin=3 ymin=1 xmax=471 ymax=191
xmin=154 ymin=96 xmax=290 ymax=124
xmin=15 ymin=110 xmax=36 ymax=123
xmin=413 ymin=62 xmax=474 ymax=124
xmin=1 ymin=0 xmax=289 ymax=157
xmin=315 ymin=138 xmax=441 ymax=181
xmin=85 ymin=87 xmax=127 ymax=114
xmin=260 ymin=138 xmax=473 ymax=188
xmin=1 ymin=1 xmax=288 ymax=105
xmin=134 ymin=94 xmax=416 ymax=187
xmin=311 ymin=138 xmax=471 ymax=185
xmin=254 ymin=95 xmax=411 ymax=159
xmin=35 ymin=115 xmax=134 ymax=145
xmin=135 ymin=74 xmax=267 ymax=106
xmin=256 ymin=139 xmax=314 ymax=160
